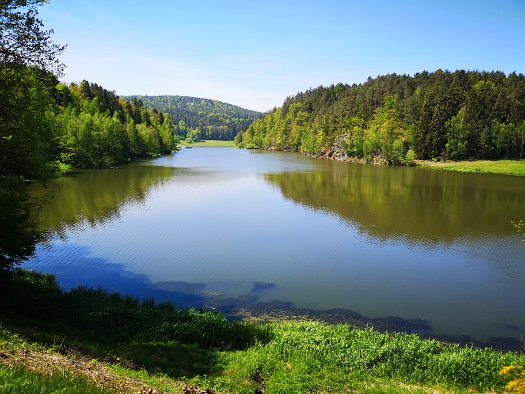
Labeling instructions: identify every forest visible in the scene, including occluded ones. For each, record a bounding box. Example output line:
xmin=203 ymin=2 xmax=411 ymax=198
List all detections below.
xmin=129 ymin=95 xmax=262 ymax=141
xmin=55 ymin=81 xmax=176 ymax=168
xmin=0 ymin=0 xmax=177 ymax=270
xmin=235 ymin=71 xmax=525 ymax=164
xmin=1 ymin=70 xmax=177 ymax=267
xmin=2 ymin=2 xmax=525 ymax=393
xmin=2 ymin=73 xmax=176 ymax=174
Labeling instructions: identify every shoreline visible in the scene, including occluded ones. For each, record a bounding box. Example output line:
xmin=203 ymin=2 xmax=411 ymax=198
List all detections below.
xmin=226 ymin=303 xmax=522 ymax=352
xmin=253 ymin=145 xmax=525 ymax=176
xmin=415 ymin=159 xmax=525 ymax=176
xmin=1 ymin=269 xmax=520 ymax=393
xmin=4 ymin=269 xmax=522 ymax=352
xmin=178 ymin=139 xmax=235 ymax=147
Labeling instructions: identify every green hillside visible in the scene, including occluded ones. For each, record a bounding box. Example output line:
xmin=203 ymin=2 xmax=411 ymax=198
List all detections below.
xmin=128 ymin=95 xmax=263 ymax=141
xmin=236 ymin=70 xmax=525 ymax=163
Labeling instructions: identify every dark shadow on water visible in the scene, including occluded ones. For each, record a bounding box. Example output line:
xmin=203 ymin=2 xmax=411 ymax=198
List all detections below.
xmin=218 ymin=300 xmax=522 ymax=352
xmin=23 ymin=244 xmax=206 ymax=308
xmin=3 ymin=269 xmax=271 ymax=381
xmin=154 ymin=281 xmax=207 ymax=295
xmin=23 ymin=244 xmax=523 ymax=352
xmin=251 ymin=281 xmax=276 ymax=292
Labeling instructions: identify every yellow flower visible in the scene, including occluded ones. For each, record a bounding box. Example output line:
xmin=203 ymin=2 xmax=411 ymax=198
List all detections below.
xmin=501 ymin=365 xmax=516 ymax=375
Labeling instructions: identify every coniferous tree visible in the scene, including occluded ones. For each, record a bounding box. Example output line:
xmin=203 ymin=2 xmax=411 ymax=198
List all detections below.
xmin=237 ymin=70 xmax=525 ymax=163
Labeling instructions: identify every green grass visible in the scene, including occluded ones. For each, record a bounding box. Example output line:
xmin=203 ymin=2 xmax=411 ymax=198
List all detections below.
xmin=217 ymin=322 xmax=518 ymax=393
xmin=0 ymin=269 xmax=521 ymax=393
xmin=179 ymin=139 xmax=236 ymax=147
xmin=418 ymin=159 xmax=525 ymax=176
xmin=0 ymin=365 xmax=111 ymax=394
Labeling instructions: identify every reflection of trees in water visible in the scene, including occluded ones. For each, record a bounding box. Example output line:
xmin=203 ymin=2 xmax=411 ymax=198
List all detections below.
xmin=265 ymin=163 xmax=525 ymax=244
xmin=0 ymin=177 xmax=43 ymax=269
xmin=30 ymin=165 xmax=178 ymax=237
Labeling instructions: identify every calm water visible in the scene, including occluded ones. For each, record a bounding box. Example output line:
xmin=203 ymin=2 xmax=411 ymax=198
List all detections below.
xmin=25 ymin=147 xmax=525 ymax=341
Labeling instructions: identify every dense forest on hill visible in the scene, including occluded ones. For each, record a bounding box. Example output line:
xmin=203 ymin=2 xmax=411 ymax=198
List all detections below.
xmin=2 ymin=74 xmax=176 ymax=176
xmin=55 ymin=81 xmax=176 ymax=168
xmin=128 ymin=95 xmax=262 ymax=141
xmin=235 ymin=70 xmax=525 ymax=163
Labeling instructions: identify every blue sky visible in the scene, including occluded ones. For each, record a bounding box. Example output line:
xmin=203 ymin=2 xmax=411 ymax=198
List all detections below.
xmin=40 ymin=0 xmax=525 ymax=112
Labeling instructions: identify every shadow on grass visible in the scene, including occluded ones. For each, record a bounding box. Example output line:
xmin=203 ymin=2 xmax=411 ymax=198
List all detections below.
xmin=0 ymin=269 xmax=271 ymax=380
xmin=122 ymin=342 xmax=221 ymax=378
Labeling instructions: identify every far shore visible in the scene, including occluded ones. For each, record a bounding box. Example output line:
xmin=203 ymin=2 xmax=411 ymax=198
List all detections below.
xmin=416 ymin=159 xmax=525 ymax=176
xmin=178 ymin=139 xmax=235 ymax=147
xmin=178 ymin=142 xmax=525 ymax=176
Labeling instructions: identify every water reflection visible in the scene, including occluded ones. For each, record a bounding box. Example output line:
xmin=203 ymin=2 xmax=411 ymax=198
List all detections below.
xmin=22 ymin=148 xmax=525 ymax=343
xmin=29 ymin=164 xmax=179 ymax=236
xmin=264 ymin=161 xmax=525 ymax=244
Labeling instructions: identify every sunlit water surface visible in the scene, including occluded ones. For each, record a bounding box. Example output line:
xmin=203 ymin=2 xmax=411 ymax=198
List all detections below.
xmin=25 ymin=147 xmax=525 ymax=341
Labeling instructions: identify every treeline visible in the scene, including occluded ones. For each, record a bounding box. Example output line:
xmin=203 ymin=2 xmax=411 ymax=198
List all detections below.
xmin=236 ymin=70 xmax=525 ymax=163
xmin=55 ymin=81 xmax=176 ymax=168
xmin=129 ymin=95 xmax=262 ymax=141
xmin=0 ymin=67 xmax=176 ymax=267
xmin=1 ymin=1 xmax=178 ymax=270
xmin=1 ymin=72 xmax=176 ymax=176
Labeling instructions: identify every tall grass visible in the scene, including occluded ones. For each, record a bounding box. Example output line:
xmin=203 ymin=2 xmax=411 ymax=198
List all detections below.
xmin=218 ymin=322 xmax=517 ymax=393
xmin=2 ymin=269 xmax=521 ymax=393
xmin=0 ymin=365 xmax=111 ymax=394
xmin=6 ymin=269 xmax=270 ymax=350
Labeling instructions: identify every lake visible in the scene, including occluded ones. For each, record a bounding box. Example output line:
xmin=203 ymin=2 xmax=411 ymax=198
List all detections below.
xmin=25 ymin=147 xmax=525 ymax=343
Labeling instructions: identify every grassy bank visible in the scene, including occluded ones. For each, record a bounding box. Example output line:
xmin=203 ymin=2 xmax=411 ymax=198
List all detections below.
xmin=178 ymin=140 xmax=235 ymax=147
xmin=0 ymin=364 xmax=112 ymax=394
xmin=0 ymin=270 xmax=522 ymax=393
xmin=417 ymin=159 xmax=525 ymax=176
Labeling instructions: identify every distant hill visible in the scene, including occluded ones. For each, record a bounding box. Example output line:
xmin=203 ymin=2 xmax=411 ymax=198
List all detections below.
xmin=127 ymin=95 xmax=263 ymax=141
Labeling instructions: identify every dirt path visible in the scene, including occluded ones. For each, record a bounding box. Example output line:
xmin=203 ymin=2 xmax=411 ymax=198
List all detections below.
xmin=0 ymin=344 xmax=160 ymax=393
